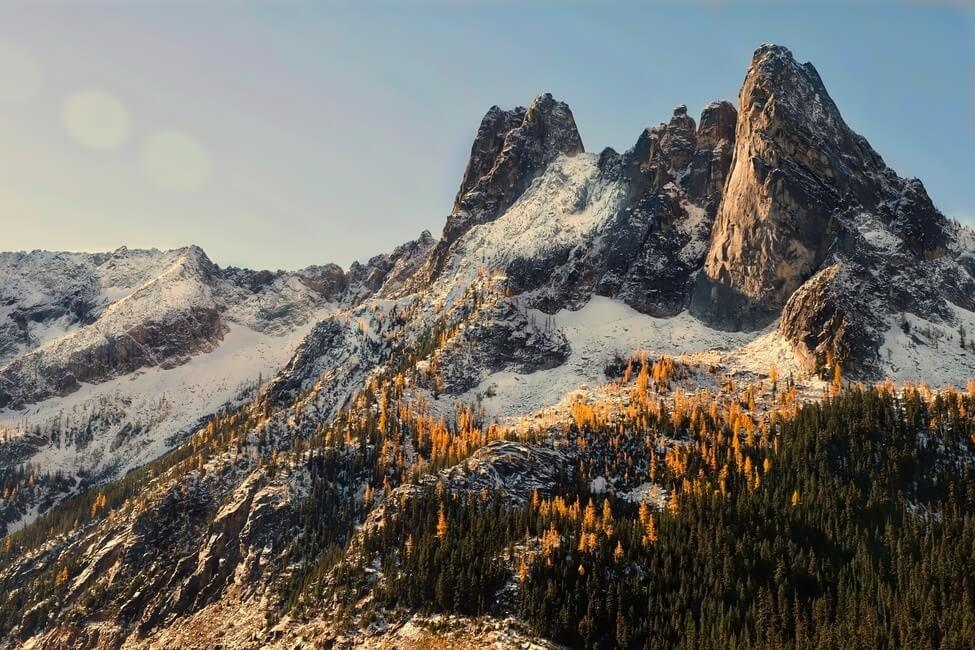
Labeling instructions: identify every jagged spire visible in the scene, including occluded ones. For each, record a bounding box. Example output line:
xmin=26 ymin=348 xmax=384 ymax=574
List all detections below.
xmin=446 ymin=93 xmax=584 ymax=241
xmin=419 ymin=93 xmax=583 ymax=286
xmin=690 ymin=43 xmax=948 ymax=330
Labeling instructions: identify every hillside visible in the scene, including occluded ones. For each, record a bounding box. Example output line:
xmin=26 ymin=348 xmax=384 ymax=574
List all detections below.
xmin=0 ymin=43 xmax=973 ymax=649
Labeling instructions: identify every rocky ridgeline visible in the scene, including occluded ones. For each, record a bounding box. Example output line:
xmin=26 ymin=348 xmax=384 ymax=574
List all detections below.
xmin=0 ymin=43 xmax=974 ymax=650
xmin=418 ymin=43 xmax=972 ymax=377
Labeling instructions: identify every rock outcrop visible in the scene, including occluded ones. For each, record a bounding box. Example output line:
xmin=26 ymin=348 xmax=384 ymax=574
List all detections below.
xmin=420 ymin=94 xmax=584 ymax=285
xmin=435 ymin=299 xmax=571 ymax=394
xmin=595 ymin=101 xmax=737 ymax=316
xmin=349 ymin=230 xmax=436 ymax=300
xmin=690 ymin=44 xmax=952 ymax=333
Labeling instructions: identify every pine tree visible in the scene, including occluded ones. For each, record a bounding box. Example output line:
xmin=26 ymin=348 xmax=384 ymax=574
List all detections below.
xmin=643 ymin=513 xmax=658 ymax=545
xmin=583 ymin=499 xmax=597 ymax=531
xmin=601 ymin=499 xmax=614 ymax=537
xmin=55 ymin=566 xmax=69 ymax=588
xmin=830 ymin=361 xmax=843 ymax=396
xmin=668 ymin=493 xmax=679 ymax=516
xmin=89 ymin=492 xmax=107 ymax=518
xmin=436 ymin=506 xmax=448 ymax=540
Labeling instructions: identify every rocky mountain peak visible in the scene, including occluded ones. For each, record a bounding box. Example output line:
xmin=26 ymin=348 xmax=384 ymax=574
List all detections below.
xmin=690 ymin=43 xmax=950 ymax=331
xmin=348 ymin=229 xmax=438 ymax=299
xmin=522 ymin=92 xmax=584 ymax=153
xmin=446 ymin=92 xmax=583 ymax=241
xmin=617 ymin=100 xmax=736 ymax=210
xmin=419 ymin=93 xmax=583 ymax=285
xmin=178 ymin=243 xmax=219 ymax=279
xmin=696 ymin=101 xmax=737 ymax=150
xmin=668 ymin=104 xmax=693 ymax=127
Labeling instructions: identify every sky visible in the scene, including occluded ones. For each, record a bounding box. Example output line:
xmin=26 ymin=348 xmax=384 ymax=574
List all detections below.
xmin=0 ymin=1 xmax=972 ymax=271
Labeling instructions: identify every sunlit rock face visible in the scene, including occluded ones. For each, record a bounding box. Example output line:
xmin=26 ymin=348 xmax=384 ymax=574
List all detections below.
xmin=681 ymin=44 xmax=973 ymax=378
xmin=690 ymin=44 xmax=950 ymax=331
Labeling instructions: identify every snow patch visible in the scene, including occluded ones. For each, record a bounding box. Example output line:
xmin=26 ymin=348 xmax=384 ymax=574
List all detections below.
xmin=854 ymin=211 xmax=902 ymax=253
xmin=677 ymin=200 xmax=711 ymax=265
xmin=619 ymin=482 xmax=668 ymax=509
xmin=879 ymin=304 xmax=975 ymax=387
xmin=589 ymin=476 xmax=608 ymax=494
xmin=465 ymin=296 xmax=761 ymax=419
xmin=434 ymin=153 xmax=627 ymax=303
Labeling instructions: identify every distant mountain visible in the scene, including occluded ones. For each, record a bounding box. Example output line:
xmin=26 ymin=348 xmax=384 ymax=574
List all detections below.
xmin=0 ymin=237 xmax=434 ymax=535
xmin=0 ymin=44 xmax=973 ymax=649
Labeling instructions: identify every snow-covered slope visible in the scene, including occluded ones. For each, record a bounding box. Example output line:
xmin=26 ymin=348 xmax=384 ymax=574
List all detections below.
xmin=441 ymin=153 xmax=626 ymax=296
xmin=0 ymin=319 xmax=323 ymax=534
xmin=455 ymin=295 xmax=815 ymax=421
xmin=0 ymin=247 xmax=205 ymax=366
xmin=0 ymin=245 xmax=345 ymax=532
xmin=0 ymin=245 xmax=344 ymax=407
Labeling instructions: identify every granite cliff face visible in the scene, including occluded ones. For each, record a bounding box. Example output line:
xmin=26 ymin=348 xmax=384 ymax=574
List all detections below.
xmin=689 ymin=44 xmax=955 ymax=337
xmin=697 ymin=45 xmax=966 ymax=376
xmin=587 ymin=100 xmax=737 ymax=316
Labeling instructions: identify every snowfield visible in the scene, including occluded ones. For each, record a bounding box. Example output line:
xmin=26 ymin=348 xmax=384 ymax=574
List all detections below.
xmin=879 ymin=303 xmax=975 ymax=387
xmin=0 ymin=316 xmax=327 ymax=532
xmin=433 ymin=153 xmax=627 ymax=303
xmin=463 ymin=295 xmax=808 ymax=420
xmin=0 ymin=314 xmax=327 ymax=529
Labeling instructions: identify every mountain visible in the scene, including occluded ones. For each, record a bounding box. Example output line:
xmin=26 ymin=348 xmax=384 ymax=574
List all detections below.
xmin=0 ymin=44 xmax=973 ymax=649
xmin=690 ymin=44 xmax=974 ymax=379
xmin=0 ymin=239 xmax=433 ymax=535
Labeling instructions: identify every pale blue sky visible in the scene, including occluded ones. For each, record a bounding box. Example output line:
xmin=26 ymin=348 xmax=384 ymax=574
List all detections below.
xmin=0 ymin=1 xmax=972 ymax=270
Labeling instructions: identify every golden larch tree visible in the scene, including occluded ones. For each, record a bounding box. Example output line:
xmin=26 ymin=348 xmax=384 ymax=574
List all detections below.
xmin=435 ymin=506 xmax=449 ymax=540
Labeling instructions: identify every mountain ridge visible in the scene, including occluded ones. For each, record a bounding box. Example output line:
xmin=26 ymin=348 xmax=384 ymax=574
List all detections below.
xmin=0 ymin=43 xmax=973 ymax=649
